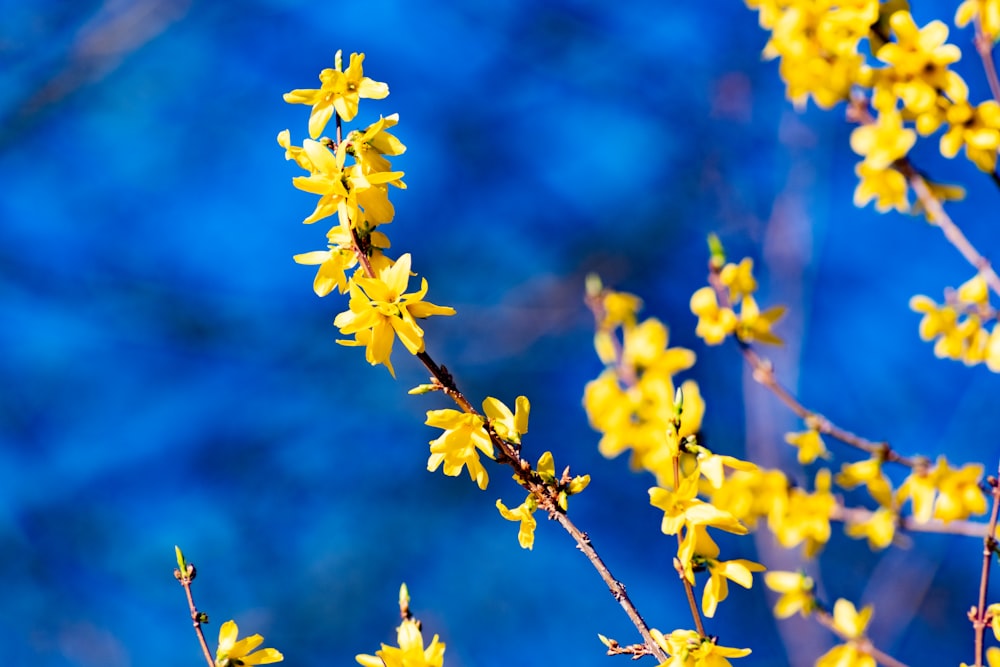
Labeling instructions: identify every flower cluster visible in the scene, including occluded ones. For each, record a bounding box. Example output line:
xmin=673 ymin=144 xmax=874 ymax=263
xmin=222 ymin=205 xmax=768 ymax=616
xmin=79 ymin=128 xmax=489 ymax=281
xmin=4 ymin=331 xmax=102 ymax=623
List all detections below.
xmin=356 ymin=586 xmax=445 ymax=667
xmin=746 ymin=2 xmax=1000 ymax=216
xmin=690 ymin=257 xmax=785 ymax=347
xmin=910 ymin=274 xmax=1000 ymax=370
xmin=280 ymin=51 xmax=454 ymax=377
xmin=585 ymin=278 xmax=762 ymax=626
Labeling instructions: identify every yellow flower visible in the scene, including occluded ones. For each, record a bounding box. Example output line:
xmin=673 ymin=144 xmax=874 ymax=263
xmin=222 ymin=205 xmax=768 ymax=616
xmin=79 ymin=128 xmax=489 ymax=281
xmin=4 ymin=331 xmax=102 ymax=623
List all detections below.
xmin=356 ymin=617 xmax=445 ymax=667
xmin=956 ymin=0 xmax=1000 ymax=42
xmin=425 ymin=406 xmax=495 ymax=490
xmin=764 ymin=570 xmax=816 ymax=619
xmin=835 ymin=457 xmax=893 ymax=507
xmin=816 ymin=643 xmax=875 ymax=667
xmin=770 ymin=469 xmax=834 ymax=558
xmin=844 ymin=507 xmax=896 ymax=550
xmin=350 ymin=114 xmax=407 ymax=175
xmin=496 ymin=496 xmax=538 ymax=549
xmin=833 ymin=598 xmax=873 ymax=639
xmin=690 ymin=287 xmax=737 ymax=345
xmin=941 ymin=100 xmax=1000 ymax=172
xmin=483 ymin=395 xmax=530 ymax=444
xmin=784 ymin=429 xmax=829 ymax=465
xmin=735 ymin=295 xmax=785 ymax=345
xmin=622 ymin=318 xmax=696 ymax=374
xmin=853 ymin=161 xmax=908 ymax=213
xmin=719 ymin=258 xmax=758 ymax=302
xmin=934 ymin=458 xmax=986 ymax=522
xmin=651 ymin=628 xmax=751 ymax=667
xmin=849 ymin=110 xmax=916 ymax=169
xmin=215 ymin=620 xmax=283 ymax=667
xmin=284 ymin=50 xmax=389 ymax=136
xmin=957 ymin=274 xmax=989 ymax=306
xmin=650 ymin=475 xmax=748 ymax=537
xmin=875 ymin=11 xmax=964 ymax=115
xmin=334 ymin=254 xmax=455 ymax=376
xmin=293 ymin=246 xmax=357 ymax=296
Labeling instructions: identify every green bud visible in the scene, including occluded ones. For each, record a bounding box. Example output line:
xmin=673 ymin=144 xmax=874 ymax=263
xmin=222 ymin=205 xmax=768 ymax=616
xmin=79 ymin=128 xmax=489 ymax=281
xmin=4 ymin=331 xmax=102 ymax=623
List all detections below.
xmin=707 ymin=233 xmax=726 ymax=269
xmin=175 ymin=545 xmax=187 ymax=573
xmin=408 ymin=383 xmax=440 ymax=395
xmin=585 ymin=273 xmax=604 ymax=298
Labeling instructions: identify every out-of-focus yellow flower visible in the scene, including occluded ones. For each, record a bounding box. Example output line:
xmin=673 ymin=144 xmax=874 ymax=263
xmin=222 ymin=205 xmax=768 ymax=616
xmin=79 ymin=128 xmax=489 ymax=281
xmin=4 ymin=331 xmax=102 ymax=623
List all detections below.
xmin=941 ymin=100 xmax=1000 ymax=172
xmin=898 ymin=456 xmax=986 ymax=523
xmin=849 ymin=110 xmax=916 ymax=169
xmin=957 ymin=0 xmax=1000 ymax=42
xmin=853 ymin=161 xmax=908 ymax=213
xmin=958 ymin=274 xmax=989 ymax=306
xmin=874 ymin=11 xmax=964 ymax=115
xmin=425 ymin=407 xmax=495 ymax=490
xmin=356 ymin=617 xmax=445 ymax=667
xmin=771 ymin=469 xmax=835 ymax=558
xmin=736 ymin=295 xmax=785 ymax=345
xmin=284 ymin=50 xmax=389 ymax=136
xmin=836 ymin=457 xmax=893 ymax=507
xmin=690 ymin=287 xmax=737 ymax=345
xmin=496 ymin=496 xmax=538 ymax=549
xmin=815 ymin=599 xmax=876 ymax=667
xmin=784 ymin=429 xmax=829 ymax=465
xmin=845 ymin=507 xmax=896 ymax=549
xmin=764 ymin=570 xmax=816 ymax=619
xmin=719 ymin=258 xmax=758 ymax=302
xmin=334 ymin=254 xmax=454 ymax=375
xmin=215 ymin=620 xmax=283 ymax=667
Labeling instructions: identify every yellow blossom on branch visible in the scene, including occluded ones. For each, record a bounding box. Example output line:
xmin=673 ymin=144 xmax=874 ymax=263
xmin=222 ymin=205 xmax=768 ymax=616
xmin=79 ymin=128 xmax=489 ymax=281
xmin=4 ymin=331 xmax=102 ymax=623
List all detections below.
xmin=334 ymin=254 xmax=455 ymax=376
xmin=784 ymin=429 xmax=829 ymax=465
xmin=356 ymin=617 xmax=445 ymax=667
xmin=496 ymin=495 xmax=538 ymax=550
xmin=849 ymin=109 xmax=916 ymax=170
xmin=425 ymin=405 xmax=495 ymax=490
xmin=735 ymin=295 xmax=785 ymax=345
xmin=651 ymin=628 xmax=750 ymax=667
xmin=690 ymin=287 xmax=737 ymax=345
xmin=764 ymin=570 xmax=816 ymax=619
xmin=835 ymin=457 xmax=893 ymax=507
xmin=956 ymin=0 xmax=1000 ymax=42
xmin=284 ymin=50 xmax=389 ymax=136
xmin=816 ymin=599 xmax=876 ymax=667
xmin=215 ymin=620 xmax=283 ymax=667
xmin=844 ymin=507 xmax=896 ymax=550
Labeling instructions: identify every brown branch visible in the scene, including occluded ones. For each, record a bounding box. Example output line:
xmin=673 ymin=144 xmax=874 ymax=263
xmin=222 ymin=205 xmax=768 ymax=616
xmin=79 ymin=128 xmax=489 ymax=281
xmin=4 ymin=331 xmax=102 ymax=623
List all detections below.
xmin=174 ymin=563 xmax=215 ymax=667
xmin=974 ymin=17 xmax=1000 ymax=104
xmin=971 ymin=467 xmax=1000 ymax=667
xmin=832 ymin=503 xmax=992 ymax=538
xmin=705 ymin=268 xmax=916 ymax=468
xmin=814 ymin=609 xmax=909 ymax=667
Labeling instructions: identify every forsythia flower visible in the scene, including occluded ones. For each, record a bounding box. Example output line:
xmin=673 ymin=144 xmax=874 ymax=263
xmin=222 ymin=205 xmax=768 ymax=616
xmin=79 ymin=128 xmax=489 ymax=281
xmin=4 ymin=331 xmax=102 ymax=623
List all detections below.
xmin=853 ymin=161 xmax=908 ymax=213
xmin=484 ymin=395 xmax=530 ymax=444
xmin=334 ymin=254 xmax=455 ymax=376
xmin=816 ymin=599 xmax=876 ymax=667
xmin=835 ymin=457 xmax=893 ymax=507
xmin=771 ymin=469 xmax=835 ymax=558
xmin=849 ymin=110 xmax=916 ymax=170
xmin=651 ymin=628 xmax=751 ymax=667
xmin=735 ymin=295 xmax=785 ymax=345
xmin=784 ymin=429 xmax=828 ymax=465
xmin=764 ymin=570 xmax=816 ymax=619
xmin=690 ymin=287 xmax=737 ymax=345
xmin=215 ymin=620 xmax=283 ymax=667
xmin=650 ymin=474 xmax=747 ymax=537
xmin=940 ymin=99 xmax=1000 ymax=172
xmin=425 ymin=406 xmax=495 ymax=490
xmin=284 ymin=50 xmax=389 ymax=137
xmin=496 ymin=496 xmax=538 ymax=549
xmin=844 ymin=507 xmax=896 ymax=550
xmin=956 ymin=0 xmax=1000 ymax=42
xmin=681 ymin=525 xmax=764 ymax=618
xmin=356 ymin=617 xmax=445 ymax=667
xmin=719 ymin=258 xmax=758 ymax=302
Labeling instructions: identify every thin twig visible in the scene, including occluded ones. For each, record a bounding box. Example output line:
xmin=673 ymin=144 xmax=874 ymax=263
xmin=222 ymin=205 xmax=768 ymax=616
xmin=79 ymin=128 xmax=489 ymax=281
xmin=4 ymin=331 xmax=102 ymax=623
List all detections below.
xmin=814 ymin=609 xmax=909 ymax=667
xmin=175 ymin=564 xmax=215 ymax=667
xmin=833 ymin=503 xmax=992 ymax=538
xmin=673 ymin=456 xmax=707 ymax=637
xmin=971 ymin=466 xmax=1000 ymax=667
xmin=705 ymin=268 xmax=916 ymax=468
xmin=974 ymin=17 xmax=1000 ymax=103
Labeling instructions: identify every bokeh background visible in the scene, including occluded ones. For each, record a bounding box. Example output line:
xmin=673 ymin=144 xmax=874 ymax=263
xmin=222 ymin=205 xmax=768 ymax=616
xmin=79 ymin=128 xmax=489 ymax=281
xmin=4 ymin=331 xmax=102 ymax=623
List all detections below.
xmin=5 ymin=1 xmax=1000 ymax=665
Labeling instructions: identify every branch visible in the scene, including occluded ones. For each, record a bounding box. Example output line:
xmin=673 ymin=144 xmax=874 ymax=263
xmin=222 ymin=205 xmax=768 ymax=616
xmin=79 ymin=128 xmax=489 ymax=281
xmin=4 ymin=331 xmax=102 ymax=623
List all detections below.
xmin=174 ymin=555 xmax=215 ymax=667
xmin=970 ymin=467 xmax=1000 ymax=667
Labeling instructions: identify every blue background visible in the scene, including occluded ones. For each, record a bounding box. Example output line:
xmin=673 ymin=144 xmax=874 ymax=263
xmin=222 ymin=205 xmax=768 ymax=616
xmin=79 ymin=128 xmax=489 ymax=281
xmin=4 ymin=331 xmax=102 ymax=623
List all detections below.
xmin=4 ymin=1 xmax=1000 ymax=665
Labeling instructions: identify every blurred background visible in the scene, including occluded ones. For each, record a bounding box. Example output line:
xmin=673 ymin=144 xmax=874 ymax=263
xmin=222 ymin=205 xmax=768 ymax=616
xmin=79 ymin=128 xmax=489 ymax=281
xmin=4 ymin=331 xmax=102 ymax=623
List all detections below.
xmin=4 ymin=0 xmax=1000 ymax=665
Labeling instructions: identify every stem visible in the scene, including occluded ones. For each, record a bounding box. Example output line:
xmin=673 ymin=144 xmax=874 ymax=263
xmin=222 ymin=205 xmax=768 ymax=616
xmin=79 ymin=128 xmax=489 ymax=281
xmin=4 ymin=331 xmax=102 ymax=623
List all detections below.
xmin=706 ymin=268 xmax=915 ymax=468
xmin=178 ymin=569 xmax=215 ymax=667
xmin=971 ymin=467 xmax=1000 ymax=667
xmin=896 ymin=160 xmax=1000 ymax=298
xmin=673 ymin=456 xmax=707 ymax=637
xmin=975 ymin=18 xmax=1000 ymax=104
xmin=814 ymin=610 xmax=909 ymax=667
